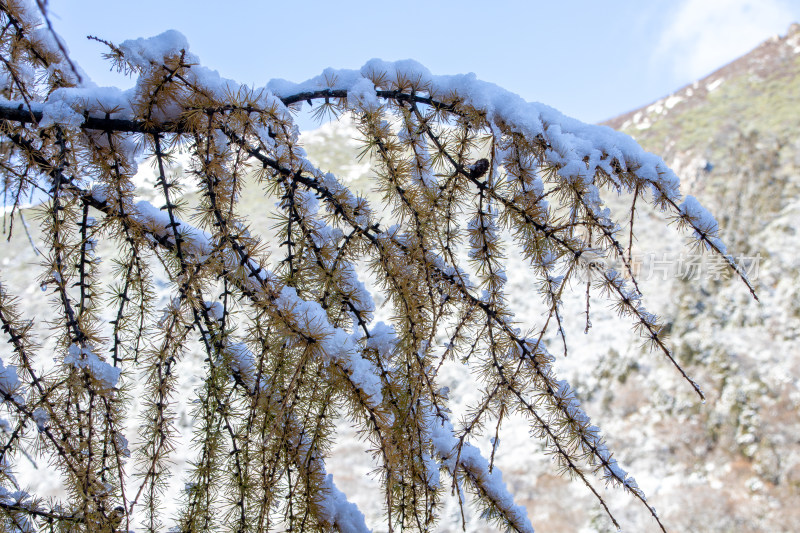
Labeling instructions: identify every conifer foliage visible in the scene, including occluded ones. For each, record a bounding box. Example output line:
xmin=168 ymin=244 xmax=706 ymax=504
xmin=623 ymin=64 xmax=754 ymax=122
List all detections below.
xmin=0 ymin=2 xmax=754 ymax=531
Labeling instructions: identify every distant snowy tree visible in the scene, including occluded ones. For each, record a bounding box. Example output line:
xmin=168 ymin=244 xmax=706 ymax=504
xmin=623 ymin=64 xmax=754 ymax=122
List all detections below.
xmin=0 ymin=2 xmax=755 ymax=531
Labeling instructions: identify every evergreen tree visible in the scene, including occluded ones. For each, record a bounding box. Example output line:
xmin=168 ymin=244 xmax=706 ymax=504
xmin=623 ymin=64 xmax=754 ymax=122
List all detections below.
xmin=0 ymin=2 xmax=754 ymax=531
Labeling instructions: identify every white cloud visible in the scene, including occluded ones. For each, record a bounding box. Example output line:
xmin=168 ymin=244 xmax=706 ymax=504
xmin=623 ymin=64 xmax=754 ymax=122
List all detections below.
xmin=655 ymin=0 xmax=799 ymax=82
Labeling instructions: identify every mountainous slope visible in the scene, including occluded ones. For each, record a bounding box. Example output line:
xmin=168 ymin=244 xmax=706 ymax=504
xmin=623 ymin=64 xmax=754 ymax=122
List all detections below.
xmin=606 ymin=23 xmax=800 ymax=161
xmin=583 ymin=23 xmax=800 ymax=533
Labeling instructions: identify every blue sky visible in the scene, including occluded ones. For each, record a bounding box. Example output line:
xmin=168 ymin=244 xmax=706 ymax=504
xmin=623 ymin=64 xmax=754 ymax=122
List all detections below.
xmin=47 ymin=0 xmax=800 ymax=128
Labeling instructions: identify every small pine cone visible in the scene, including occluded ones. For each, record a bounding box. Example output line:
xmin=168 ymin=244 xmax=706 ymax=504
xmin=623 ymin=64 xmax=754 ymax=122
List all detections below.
xmin=110 ymin=506 xmax=125 ymax=531
xmin=468 ymin=158 xmax=490 ymax=179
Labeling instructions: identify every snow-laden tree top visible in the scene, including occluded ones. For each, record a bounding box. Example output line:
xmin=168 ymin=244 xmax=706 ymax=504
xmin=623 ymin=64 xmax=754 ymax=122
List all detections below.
xmin=0 ymin=1 xmax=754 ymax=531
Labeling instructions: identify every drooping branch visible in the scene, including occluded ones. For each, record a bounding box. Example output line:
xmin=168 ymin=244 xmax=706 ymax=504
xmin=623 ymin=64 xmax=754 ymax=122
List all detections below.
xmin=0 ymin=9 xmax=759 ymax=531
